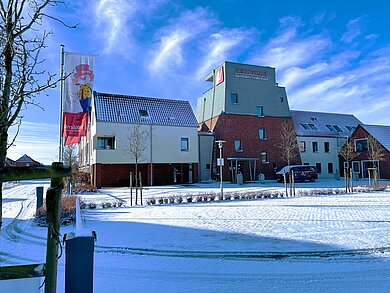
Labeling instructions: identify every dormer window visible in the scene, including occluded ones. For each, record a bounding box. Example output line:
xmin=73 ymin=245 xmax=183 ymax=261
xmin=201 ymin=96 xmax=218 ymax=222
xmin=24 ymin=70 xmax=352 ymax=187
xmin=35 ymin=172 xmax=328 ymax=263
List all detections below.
xmin=139 ymin=109 xmax=149 ymax=118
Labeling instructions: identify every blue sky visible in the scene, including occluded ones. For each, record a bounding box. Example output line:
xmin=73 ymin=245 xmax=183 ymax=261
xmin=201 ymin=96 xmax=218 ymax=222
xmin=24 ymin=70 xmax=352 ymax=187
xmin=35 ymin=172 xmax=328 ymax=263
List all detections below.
xmin=7 ymin=0 xmax=390 ymax=164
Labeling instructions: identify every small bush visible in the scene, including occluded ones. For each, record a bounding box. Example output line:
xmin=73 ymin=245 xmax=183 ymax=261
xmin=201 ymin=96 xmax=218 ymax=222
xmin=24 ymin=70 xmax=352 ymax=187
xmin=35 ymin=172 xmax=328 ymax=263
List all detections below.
xmin=148 ymin=198 xmax=156 ymax=205
xmin=176 ymin=197 xmax=183 ymax=203
xmin=187 ymin=197 xmax=193 ymax=203
xmin=34 ymin=196 xmax=79 ymax=226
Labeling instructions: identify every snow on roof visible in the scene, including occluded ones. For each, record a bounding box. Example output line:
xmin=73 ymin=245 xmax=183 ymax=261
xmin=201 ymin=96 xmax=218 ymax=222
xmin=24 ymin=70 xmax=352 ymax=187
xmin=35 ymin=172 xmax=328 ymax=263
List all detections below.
xmin=360 ymin=124 xmax=390 ymax=152
xmin=94 ymin=92 xmax=198 ymax=127
xmin=291 ymin=110 xmax=362 ymax=138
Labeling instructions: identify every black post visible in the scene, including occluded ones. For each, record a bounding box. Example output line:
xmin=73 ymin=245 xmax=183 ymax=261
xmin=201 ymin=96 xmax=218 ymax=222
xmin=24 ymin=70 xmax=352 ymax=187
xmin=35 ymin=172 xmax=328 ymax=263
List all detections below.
xmin=36 ymin=186 xmax=43 ymax=210
xmin=65 ymin=235 xmax=95 ymax=293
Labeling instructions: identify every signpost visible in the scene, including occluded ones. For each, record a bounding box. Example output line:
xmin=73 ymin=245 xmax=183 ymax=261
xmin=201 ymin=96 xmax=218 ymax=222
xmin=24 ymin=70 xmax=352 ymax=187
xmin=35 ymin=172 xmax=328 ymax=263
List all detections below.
xmin=215 ymin=140 xmax=226 ymax=199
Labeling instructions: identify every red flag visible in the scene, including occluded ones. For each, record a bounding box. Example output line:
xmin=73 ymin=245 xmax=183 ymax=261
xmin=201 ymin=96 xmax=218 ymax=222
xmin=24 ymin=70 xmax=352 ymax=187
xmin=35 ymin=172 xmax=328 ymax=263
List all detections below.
xmin=64 ymin=135 xmax=81 ymax=146
xmin=63 ymin=112 xmax=88 ymax=144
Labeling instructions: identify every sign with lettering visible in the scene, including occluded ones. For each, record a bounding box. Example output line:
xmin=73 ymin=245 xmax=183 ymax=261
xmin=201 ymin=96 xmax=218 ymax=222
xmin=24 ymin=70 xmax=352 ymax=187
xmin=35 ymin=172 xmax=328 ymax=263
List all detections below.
xmin=235 ymin=67 xmax=268 ymax=81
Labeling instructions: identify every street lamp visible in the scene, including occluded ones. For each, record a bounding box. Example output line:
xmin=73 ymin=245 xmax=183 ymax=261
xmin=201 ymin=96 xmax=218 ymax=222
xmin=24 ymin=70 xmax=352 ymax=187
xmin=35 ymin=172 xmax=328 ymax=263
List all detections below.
xmin=215 ymin=140 xmax=226 ymax=199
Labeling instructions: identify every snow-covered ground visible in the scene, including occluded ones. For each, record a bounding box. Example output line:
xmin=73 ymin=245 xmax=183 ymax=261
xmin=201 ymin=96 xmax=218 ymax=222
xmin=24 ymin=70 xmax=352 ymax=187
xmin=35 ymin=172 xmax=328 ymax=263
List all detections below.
xmin=1 ymin=179 xmax=390 ymax=292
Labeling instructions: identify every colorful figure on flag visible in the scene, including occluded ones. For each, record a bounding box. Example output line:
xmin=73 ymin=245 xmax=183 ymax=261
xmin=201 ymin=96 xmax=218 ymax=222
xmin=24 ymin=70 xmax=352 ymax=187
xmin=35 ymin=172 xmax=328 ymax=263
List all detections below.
xmin=73 ymin=64 xmax=94 ymax=112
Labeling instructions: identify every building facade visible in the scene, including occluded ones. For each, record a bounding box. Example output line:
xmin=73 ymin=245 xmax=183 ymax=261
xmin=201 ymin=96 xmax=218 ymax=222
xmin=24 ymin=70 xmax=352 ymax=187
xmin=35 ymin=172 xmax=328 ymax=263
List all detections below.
xmin=291 ymin=110 xmax=362 ymax=179
xmin=339 ymin=124 xmax=390 ymax=179
xmin=196 ymin=61 xmax=301 ymax=182
xmin=79 ymin=92 xmax=199 ymax=188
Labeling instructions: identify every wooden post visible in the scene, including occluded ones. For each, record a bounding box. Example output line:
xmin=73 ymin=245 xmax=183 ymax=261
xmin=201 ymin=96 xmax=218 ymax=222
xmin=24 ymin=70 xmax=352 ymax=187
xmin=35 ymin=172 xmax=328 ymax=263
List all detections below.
xmin=284 ymin=173 xmax=288 ymax=197
xmin=344 ymin=167 xmax=348 ymax=193
xmin=130 ymin=172 xmax=133 ymax=207
xmin=0 ymin=163 xmax=71 ymax=293
xmin=45 ymin=163 xmax=66 ymax=293
xmin=139 ymin=172 xmax=143 ymax=206
xmin=292 ymin=170 xmax=295 ymax=196
xmin=349 ymin=168 xmax=353 ymax=193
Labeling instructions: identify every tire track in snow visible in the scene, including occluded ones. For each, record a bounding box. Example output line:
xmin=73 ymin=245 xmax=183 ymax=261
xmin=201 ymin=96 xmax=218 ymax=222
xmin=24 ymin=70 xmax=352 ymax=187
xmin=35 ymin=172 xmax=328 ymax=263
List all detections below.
xmin=95 ymin=244 xmax=390 ymax=260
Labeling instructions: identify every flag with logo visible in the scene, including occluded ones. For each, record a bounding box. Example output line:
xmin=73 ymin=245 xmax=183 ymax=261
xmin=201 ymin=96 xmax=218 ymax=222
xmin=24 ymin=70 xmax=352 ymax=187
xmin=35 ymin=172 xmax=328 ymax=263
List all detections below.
xmin=62 ymin=52 xmax=95 ymax=145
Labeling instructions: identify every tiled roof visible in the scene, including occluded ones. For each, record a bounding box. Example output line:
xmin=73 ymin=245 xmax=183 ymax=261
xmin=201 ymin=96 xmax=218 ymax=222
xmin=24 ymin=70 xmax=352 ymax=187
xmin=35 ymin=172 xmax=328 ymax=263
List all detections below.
xmin=94 ymin=92 xmax=198 ymax=127
xmin=291 ymin=110 xmax=362 ymax=138
xmin=360 ymin=124 xmax=390 ymax=152
xmin=17 ymin=154 xmax=38 ymax=163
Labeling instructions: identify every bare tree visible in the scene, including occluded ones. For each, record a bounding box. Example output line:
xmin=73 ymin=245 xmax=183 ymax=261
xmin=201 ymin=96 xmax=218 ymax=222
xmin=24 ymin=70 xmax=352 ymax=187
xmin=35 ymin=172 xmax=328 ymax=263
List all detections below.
xmin=367 ymin=135 xmax=386 ymax=189
xmin=125 ymin=123 xmax=149 ymax=204
xmin=0 ymin=0 xmax=74 ymax=228
xmin=338 ymin=138 xmax=359 ymax=192
xmin=63 ymin=145 xmax=78 ymax=192
xmin=277 ymin=121 xmax=299 ymax=196
xmin=278 ymin=121 xmax=299 ymax=167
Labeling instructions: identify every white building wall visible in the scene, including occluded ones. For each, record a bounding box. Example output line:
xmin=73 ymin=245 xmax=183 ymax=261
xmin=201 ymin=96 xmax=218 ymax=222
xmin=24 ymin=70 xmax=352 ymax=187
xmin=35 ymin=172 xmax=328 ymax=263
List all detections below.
xmin=297 ymin=136 xmax=345 ymax=179
xmin=89 ymin=121 xmax=198 ymax=165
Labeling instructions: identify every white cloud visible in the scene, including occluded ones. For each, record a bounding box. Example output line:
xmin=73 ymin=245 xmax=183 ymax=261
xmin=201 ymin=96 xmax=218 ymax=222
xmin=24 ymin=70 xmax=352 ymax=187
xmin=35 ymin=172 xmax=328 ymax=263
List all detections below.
xmin=341 ymin=17 xmax=365 ymax=43
xmin=196 ymin=28 xmax=255 ymax=79
xmin=7 ymin=122 xmax=59 ymax=164
xmin=94 ymin=0 xmax=166 ymax=58
xmin=148 ymin=7 xmax=217 ymax=72
xmin=248 ymin=17 xmax=331 ymax=70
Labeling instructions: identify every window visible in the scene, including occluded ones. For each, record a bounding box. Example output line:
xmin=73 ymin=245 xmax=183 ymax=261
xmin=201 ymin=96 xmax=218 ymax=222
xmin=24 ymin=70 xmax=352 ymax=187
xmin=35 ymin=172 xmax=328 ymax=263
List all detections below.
xmin=299 ymin=141 xmax=306 ymax=152
xmin=97 ymin=137 xmax=115 ymax=150
xmin=300 ymin=123 xmax=311 ymax=130
xmin=333 ymin=125 xmax=343 ymax=132
xmin=324 ymin=142 xmax=330 ymax=153
xmin=355 ymin=138 xmax=368 ymax=152
xmin=181 ymin=138 xmax=189 ymax=151
xmin=346 ymin=126 xmax=356 ymax=132
xmin=206 ymin=164 xmax=211 ymax=171
xmin=328 ymin=163 xmax=333 ymax=174
xmin=234 ymin=140 xmax=243 ymax=152
xmin=308 ymin=123 xmax=318 ymax=130
xmin=352 ymin=161 xmax=360 ymax=173
xmin=312 ymin=142 xmax=318 ymax=152
xmin=316 ymin=163 xmax=322 ymax=173
xmin=139 ymin=109 xmax=149 ymax=117
xmin=256 ymin=106 xmax=264 ymax=117
xmin=261 ymin=152 xmax=269 ymax=164
xmin=325 ymin=125 xmax=336 ymax=131
xmin=259 ymin=128 xmax=266 ymax=140
xmin=231 ymin=93 xmax=238 ymax=104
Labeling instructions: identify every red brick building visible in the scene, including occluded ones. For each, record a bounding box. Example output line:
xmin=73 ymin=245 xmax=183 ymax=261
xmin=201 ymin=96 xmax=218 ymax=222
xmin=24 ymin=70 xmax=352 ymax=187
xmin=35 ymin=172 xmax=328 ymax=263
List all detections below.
xmin=339 ymin=124 xmax=390 ymax=179
xmin=196 ymin=61 xmax=301 ymax=182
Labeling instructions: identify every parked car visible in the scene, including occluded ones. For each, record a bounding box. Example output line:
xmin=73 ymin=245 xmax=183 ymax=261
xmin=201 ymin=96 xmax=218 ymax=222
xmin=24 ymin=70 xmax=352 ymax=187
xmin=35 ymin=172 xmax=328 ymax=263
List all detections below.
xmin=276 ymin=165 xmax=318 ymax=183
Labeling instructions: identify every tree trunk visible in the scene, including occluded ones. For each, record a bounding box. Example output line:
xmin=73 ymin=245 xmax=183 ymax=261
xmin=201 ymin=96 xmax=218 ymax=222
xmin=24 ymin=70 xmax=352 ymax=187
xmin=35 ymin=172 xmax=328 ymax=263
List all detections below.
xmin=135 ymin=159 xmax=138 ymax=205
xmin=0 ymin=129 xmax=9 ymax=228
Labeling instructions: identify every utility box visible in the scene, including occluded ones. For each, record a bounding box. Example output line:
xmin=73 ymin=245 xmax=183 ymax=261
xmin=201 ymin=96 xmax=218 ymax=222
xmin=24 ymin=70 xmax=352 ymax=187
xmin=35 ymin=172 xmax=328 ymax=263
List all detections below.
xmin=36 ymin=186 xmax=43 ymax=210
xmin=237 ymin=173 xmax=243 ymax=185
xmin=65 ymin=233 xmax=96 ymax=293
xmin=258 ymin=173 xmax=265 ymax=184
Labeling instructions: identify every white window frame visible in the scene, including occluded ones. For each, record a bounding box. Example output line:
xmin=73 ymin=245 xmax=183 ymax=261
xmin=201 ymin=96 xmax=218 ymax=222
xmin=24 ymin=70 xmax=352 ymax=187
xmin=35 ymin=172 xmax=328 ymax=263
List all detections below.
xmin=234 ymin=140 xmax=243 ymax=152
xmin=259 ymin=128 xmax=266 ymax=140
xmin=261 ymin=152 xmax=269 ymax=164
xmin=352 ymin=161 xmax=360 ymax=173
xmin=299 ymin=141 xmax=306 ymax=152
xmin=181 ymin=137 xmax=189 ymax=151
xmin=97 ymin=136 xmax=115 ymax=150
xmin=354 ymin=138 xmax=368 ymax=152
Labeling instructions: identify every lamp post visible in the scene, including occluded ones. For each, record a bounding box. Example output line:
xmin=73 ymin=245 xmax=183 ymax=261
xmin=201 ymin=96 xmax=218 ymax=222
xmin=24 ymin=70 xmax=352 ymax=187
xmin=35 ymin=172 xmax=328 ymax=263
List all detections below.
xmin=215 ymin=140 xmax=226 ymax=199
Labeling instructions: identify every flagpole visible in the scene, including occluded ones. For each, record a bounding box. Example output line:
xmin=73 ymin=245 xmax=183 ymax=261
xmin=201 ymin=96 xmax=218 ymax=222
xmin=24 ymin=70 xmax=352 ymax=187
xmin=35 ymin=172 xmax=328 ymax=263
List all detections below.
xmin=59 ymin=44 xmax=65 ymax=162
